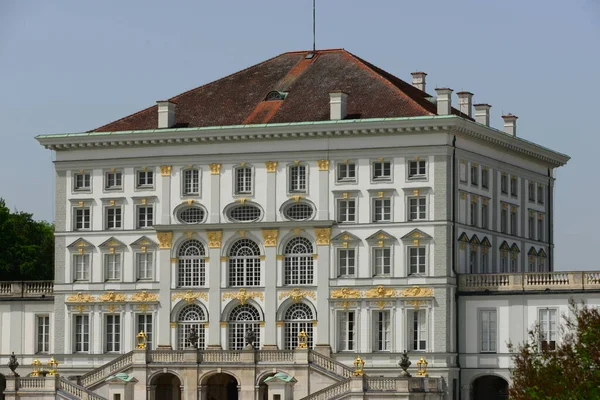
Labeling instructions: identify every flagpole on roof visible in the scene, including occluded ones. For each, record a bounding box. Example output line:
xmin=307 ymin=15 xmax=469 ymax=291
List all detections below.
xmin=313 ymin=0 xmax=316 ymax=51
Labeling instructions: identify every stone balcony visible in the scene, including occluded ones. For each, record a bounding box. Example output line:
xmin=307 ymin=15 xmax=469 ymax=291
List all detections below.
xmin=0 ymin=281 xmax=54 ymax=298
xmin=458 ymin=271 xmax=600 ymax=293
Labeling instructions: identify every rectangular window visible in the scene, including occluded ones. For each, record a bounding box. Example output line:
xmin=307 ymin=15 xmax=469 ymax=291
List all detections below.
xmin=372 ymin=161 xmax=391 ymax=181
xmin=338 ymin=248 xmax=356 ymax=277
xmin=528 ymin=182 xmax=536 ymax=202
xmin=289 ymin=165 xmax=307 ymax=192
xmin=539 ymin=309 xmax=557 ymax=351
xmin=481 ymin=203 xmax=488 ymax=229
xmin=37 ymin=315 xmax=50 ymax=353
xmin=74 ymin=208 xmax=91 ymax=230
xmin=373 ymin=310 xmax=391 ymax=352
xmin=137 ymin=314 xmax=153 ymax=350
xmin=500 ymin=253 xmax=508 ymax=273
xmin=337 ymin=163 xmax=356 ymax=182
xmin=408 ymin=160 xmax=426 ymax=179
xmin=459 ymin=161 xmax=467 ymax=182
xmin=470 ymin=164 xmax=478 ymax=186
xmin=337 ymin=199 xmax=356 ymax=223
xmin=105 ymin=315 xmax=121 ymax=353
xmin=481 ymin=168 xmax=489 ymax=189
xmin=470 ymin=201 xmax=478 ymax=227
xmin=105 ymin=206 xmax=122 ymax=230
xmin=510 ymin=176 xmax=518 ymax=197
xmin=372 ymin=198 xmax=391 ymax=222
xmin=480 ymin=310 xmax=497 ymax=353
xmin=469 ymin=249 xmax=478 ymax=273
xmin=74 ymin=172 xmax=91 ymax=191
xmin=74 ymin=315 xmax=90 ymax=353
xmin=136 ymin=170 xmax=154 ymax=188
xmin=510 ymin=209 xmax=517 ymax=236
xmin=338 ymin=311 xmax=355 ymax=351
xmin=235 ymin=166 xmax=252 ymax=194
xmin=409 ymin=309 xmax=427 ymax=351
xmin=73 ymin=254 xmax=90 ymax=281
xmin=510 ymin=256 xmax=517 ymax=273
xmin=408 ymin=197 xmax=426 ymax=221
xmin=538 ymin=257 xmax=546 ymax=272
xmin=373 ymin=248 xmax=391 ymax=276
xmin=183 ymin=169 xmax=200 ymax=195
xmin=481 ymin=252 xmax=488 ymax=273
xmin=409 ymin=247 xmax=426 ymax=275
xmin=538 ymin=185 xmax=545 ymax=204
xmin=104 ymin=253 xmax=121 ymax=281
xmin=501 ymin=174 xmax=508 ymax=194
xmin=529 ymin=214 xmax=535 ymax=239
xmin=137 ymin=206 xmax=153 ymax=229
xmin=538 ymin=216 xmax=544 ymax=242
xmin=136 ymin=253 xmax=153 ymax=280
xmin=500 ymin=208 xmax=508 ymax=234
xmin=105 ymin=171 xmax=122 ymax=190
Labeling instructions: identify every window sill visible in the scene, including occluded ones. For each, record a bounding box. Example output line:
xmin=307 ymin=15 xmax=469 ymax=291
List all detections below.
xmin=408 ymin=176 xmax=427 ymax=181
xmin=336 ymin=179 xmax=357 ymax=184
xmin=371 ymin=178 xmax=392 ymax=183
xmin=74 ymin=188 xmax=92 ymax=193
xmin=104 ymin=187 xmax=123 ymax=191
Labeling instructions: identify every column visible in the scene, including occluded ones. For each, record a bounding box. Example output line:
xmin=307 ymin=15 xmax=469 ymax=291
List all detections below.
xmin=317 ymin=160 xmax=330 ymax=220
xmin=207 ymin=230 xmax=223 ymax=349
xmin=262 ymin=229 xmax=279 ymax=349
xmin=157 ymin=231 xmax=173 ymax=348
xmin=265 ymin=162 xmax=278 ymax=221
xmin=209 ymin=164 xmax=221 ymax=223
xmin=159 ymin=165 xmax=172 ymax=224
xmin=314 ymin=228 xmax=331 ymax=352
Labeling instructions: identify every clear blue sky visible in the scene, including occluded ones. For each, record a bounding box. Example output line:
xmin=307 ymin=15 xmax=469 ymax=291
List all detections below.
xmin=1 ymin=0 xmax=598 ymax=271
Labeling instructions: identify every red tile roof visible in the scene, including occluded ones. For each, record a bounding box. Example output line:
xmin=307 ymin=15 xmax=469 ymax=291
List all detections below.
xmin=91 ymin=49 xmax=468 ymax=132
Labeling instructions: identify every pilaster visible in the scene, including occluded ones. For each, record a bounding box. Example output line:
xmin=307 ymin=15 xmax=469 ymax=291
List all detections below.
xmin=207 ymin=230 xmax=223 ymax=348
xmin=160 ymin=165 xmax=172 ymax=224
xmin=209 ymin=164 xmax=221 ymax=223
xmin=262 ymin=229 xmax=279 ymax=348
xmin=317 ymin=160 xmax=330 ymax=219
xmin=158 ymin=232 xmax=173 ymax=348
xmin=265 ymin=162 xmax=278 ymax=221
xmin=314 ymin=228 xmax=331 ymax=349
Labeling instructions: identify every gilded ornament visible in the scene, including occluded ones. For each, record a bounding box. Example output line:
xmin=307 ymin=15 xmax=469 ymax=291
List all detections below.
xmin=265 ymin=161 xmax=278 ymax=173
xmin=413 ymin=239 xmax=420 ymax=246
xmin=413 ymin=189 xmax=420 ymax=196
xmin=237 ymin=230 xmax=246 ymax=237
xmin=209 ymin=163 xmax=222 ymax=175
xmin=317 ymin=159 xmax=330 ymax=170
xmin=406 ymin=299 xmax=426 ymax=308
xmin=78 ymin=201 xmax=85 ymax=207
xmin=109 ymin=200 xmax=116 ymax=206
xmin=460 ymin=192 xmax=467 ymax=200
xmin=170 ymin=322 xmax=177 ymax=328
xmin=314 ymin=228 xmax=331 ymax=245
xmin=107 ymin=304 xmax=117 ymax=313
xmin=262 ymin=229 xmax=279 ymax=247
xmin=130 ymin=291 xmax=159 ymax=302
xmin=207 ymin=231 xmax=223 ymax=248
xmin=291 ymin=195 xmax=303 ymax=202
xmin=279 ymin=288 xmax=316 ymax=303
xmin=160 ymin=165 xmax=172 ymax=176
xmin=400 ymin=287 xmax=434 ymax=297
xmin=365 ymin=285 xmax=397 ymax=298
xmin=220 ymin=256 xmax=229 ymax=262
xmin=170 ymin=257 xmax=179 ymax=263
xmin=222 ymin=288 xmax=264 ymax=305
xmin=157 ymin=232 xmax=173 ymax=249
xmin=331 ymin=287 xmax=361 ymax=299
xmin=276 ymin=255 xmax=284 ymax=260
xmin=99 ymin=291 xmax=126 ymax=302
xmin=237 ymin=198 xmax=248 ymax=204
xmin=172 ymin=290 xmax=208 ymax=304
xmin=184 ymin=199 xmax=195 ymax=205
xmin=220 ymin=321 xmax=228 ymax=327
xmin=66 ymin=292 xmax=96 ymax=302
xmin=342 ymin=192 xmax=349 ymax=199
xmin=276 ymin=321 xmax=284 ymax=327
xmin=74 ymin=305 xmax=87 ymax=313
xmin=141 ymin=198 xmax=147 ymax=205
xmin=184 ymin=231 xmax=195 ymax=239
xmin=377 ymin=191 xmax=384 ymax=198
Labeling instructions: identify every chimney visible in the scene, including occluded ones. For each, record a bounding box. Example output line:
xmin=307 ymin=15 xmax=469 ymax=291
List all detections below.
xmin=411 ymin=72 xmax=427 ymax=92
xmin=456 ymin=91 xmax=474 ymax=118
xmin=329 ymin=91 xmax=348 ymax=120
xmin=502 ymin=114 xmax=518 ymax=136
xmin=435 ymin=88 xmax=453 ymax=115
xmin=157 ymin=100 xmax=176 ymax=128
xmin=473 ymin=104 xmax=491 ymax=126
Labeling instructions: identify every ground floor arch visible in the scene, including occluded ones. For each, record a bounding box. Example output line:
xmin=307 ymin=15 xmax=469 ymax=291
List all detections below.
xmin=0 ymin=373 xmax=5 ymax=400
xmin=202 ymin=372 xmax=239 ymax=400
xmin=472 ymin=375 xmax=508 ymax=400
xmin=151 ymin=372 xmax=182 ymax=400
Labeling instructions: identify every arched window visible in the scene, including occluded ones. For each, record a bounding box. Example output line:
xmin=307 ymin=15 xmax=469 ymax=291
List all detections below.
xmin=178 ymin=240 xmax=206 ymax=287
xmin=228 ymin=239 xmax=261 ymax=287
xmin=177 ymin=304 xmax=206 ymax=350
xmin=284 ymin=303 xmax=314 ymax=349
xmin=228 ymin=304 xmax=261 ymax=350
xmin=284 ymin=237 xmax=314 ymax=285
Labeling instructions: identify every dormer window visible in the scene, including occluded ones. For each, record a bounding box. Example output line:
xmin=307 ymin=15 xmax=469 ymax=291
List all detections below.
xmin=265 ymin=91 xmax=287 ymax=101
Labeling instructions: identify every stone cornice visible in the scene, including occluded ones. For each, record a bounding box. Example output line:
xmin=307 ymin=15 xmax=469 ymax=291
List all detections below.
xmin=153 ymin=220 xmax=335 ymax=232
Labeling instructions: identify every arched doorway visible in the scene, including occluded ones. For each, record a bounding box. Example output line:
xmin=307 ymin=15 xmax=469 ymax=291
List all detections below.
xmin=152 ymin=373 xmax=181 ymax=400
xmin=205 ymin=373 xmax=238 ymax=400
xmin=472 ymin=375 xmax=508 ymax=400
xmin=0 ymin=373 xmax=5 ymax=400
xmin=257 ymin=373 xmax=277 ymax=400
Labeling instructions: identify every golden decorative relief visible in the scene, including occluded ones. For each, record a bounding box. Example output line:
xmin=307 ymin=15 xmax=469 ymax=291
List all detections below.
xmin=511 ymin=205 xmax=517 ymax=213
xmin=157 ymin=232 xmax=173 ymax=249
xmin=207 ymin=231 xmax=223 ymax=248
xmin=279 ymin=288 xmax=316 ymax=303
xmin=77 ymin=201 xmax=85 ymax=207
xmin=107 ymin=304 xmax=118 ymax=313
xmin=74 ymin=305 xmax=87 ymax=313
xmin=99 ymin=291 xmax=126 ymax=302
xmin=276 ymin=321 xmax=284 ymax=327
xmin=130 ymin=291 xmax=159 ymax=302
xmin=209 ymin=163 xmax=222 ymax=175
xmin=220 ymin=256 xmax=229 ymax=262
xmin=312 ymin=254 xmax=318 ymax=260
xmin=372 ymin=300 xmax=392 ymax=309
xmin=136 ymin=304 xmax=150 ymax=312
xmin=184 ymin=231 xmax=195 ymax=239
xmin=170 ymin=322 xmax=178 ymax=328
xmin=222 ymin=288 xmax=264 ymax=305
xmin=172 ymin=290 xmax=208 ymax=304
xmin=293 ymin=228 xmax=303 ymax=235
xmin=377 ymin=191 xmax=384 ymax=198
xmin=460 ymin=192 xmax=467 ymax=200
xmin=220 ymin=321 xmax=228 ymax=327
xmin=413 ymin=189 xmax=420 ymax=196
xmin=400 ymin=287 xmax=434 ymax=297
xmin=365 ymin=285 xmax=397 ymax=298
xmin=276 ymin=255 xmax=284 ymax=260
xmin=291 ymin=195 xmax=303 ymax=203
xmin=66 ymin=292 xmax=96 ymax=303
xmin=237 ymin=198 xmax=248 ymax=204
xmin=317 ymin=159 xmax=330 ymax=171
xmin=237 ymin=230 xmax=246 ymax=237
xmin=160 ymin=165 xmax=172 ymax=176
xmin=265 ymin=161 xmax=278 ymax=173
xmin=342 ymin=192 xmax=349 ymax=199
xmin=259 ymin=255 xmax=266 ymax=261
xmin=406 ymin=299 xmax=426 ymax=309
xmin=331 ymin=288 xmax=361 ymax=299
xmin=140 ymin=198 xmax=147 ymax=205
xmin=339 ymin=301 xmax=357 ymax=309
xmin=413 ymin=239 xmax=420 ymax=246
xmin=472 ymin=195 xmax=479 ymax=202
xmin=184 ymin=199 xmax=195 ymax=205
xmin=262 ymin=229 xmax=279 ymax=247
xmin=170 ymin=257 xmax=179 ymax=263
xmin=483 ymin=198 xmax=489 ymax=205
xmin=314 ymin=228 xmax=331 ymax=245
xmin=109 ymin=200 xmax=116 ymax=206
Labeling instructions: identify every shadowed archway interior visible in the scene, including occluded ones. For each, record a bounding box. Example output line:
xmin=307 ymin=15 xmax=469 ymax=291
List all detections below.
xmin=206 ymin=373 xmax=238 ymax=400
xmin=152 ymin=373 xmax=181 ymax=400
xmin=472 ymin=375 xmax=508 ymax=400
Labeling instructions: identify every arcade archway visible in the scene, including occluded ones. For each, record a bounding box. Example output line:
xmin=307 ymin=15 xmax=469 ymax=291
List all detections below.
xmin=472 ymin=375 xmax=508 ymax=400
xmin=205 ymin=373 xmax=238 ymax=400
xmin=152 ymin=372 xmax=181 ymax=400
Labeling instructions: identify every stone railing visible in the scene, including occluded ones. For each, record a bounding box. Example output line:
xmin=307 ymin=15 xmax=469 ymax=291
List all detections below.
xmin=300 ymin=378 xmax=351 ymax=400
xmin=365 ymin=376 xmax=399 ymax=391
xmin=459 ymin=272 xmax=600 ymax=292
xmin=0 ymin=281 xmax=54 ymax=297
xmin=59 ymin=377 xmax=107 ymax=400
xmin=309 ymin=350 xmax=354 ymax=379
xmin=200 ymin=350 xmax=241 ymax=363
xmin=148 ymin=350 xmax=185 ymax=363
xmin=256 ymin=350 xmax=295 ymax=363
xmin=80 ymin=351 xmax=133 ymax=388
xmin=18 ymin=377 xmax=46 ymax=389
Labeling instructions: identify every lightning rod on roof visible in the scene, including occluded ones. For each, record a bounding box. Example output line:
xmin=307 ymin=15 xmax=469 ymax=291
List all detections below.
xmin=313 ymin=0 xmax=316 ymax=51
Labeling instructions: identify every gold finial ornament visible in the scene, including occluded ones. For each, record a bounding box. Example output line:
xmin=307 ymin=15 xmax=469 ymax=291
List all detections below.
xmin=297 ymin=330 xmax=308 ymax=348
xmin=136 ymin=331 xmax=148 ymax=349
xmin=47 ymin=357 xmax=59 ymax=376
xmin=31 ymin=358 xmax=42 ymax=377
xmin=416 ymin=357 xmax=428 ymax=376
xmin=353 ymin=356 xmax=365 ymax=376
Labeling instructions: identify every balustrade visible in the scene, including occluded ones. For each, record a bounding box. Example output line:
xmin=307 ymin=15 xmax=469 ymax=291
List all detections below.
xmin=459 ymin=271 xmax=600 ymax=292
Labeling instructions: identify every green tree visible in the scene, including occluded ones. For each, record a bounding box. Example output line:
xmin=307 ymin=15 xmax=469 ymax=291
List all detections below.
xmin=0 ymin=198 xmax=54 ymax=280
xmin=508 ymin=300 xmax=600 ymax=400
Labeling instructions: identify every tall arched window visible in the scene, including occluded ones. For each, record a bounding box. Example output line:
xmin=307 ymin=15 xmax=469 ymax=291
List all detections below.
xmin=284 ymin=237 xmax=314 ymax=285
xmin=228 ymin=239 xmax=261 ymax=287
xmin=178 ymin=240 xmax=206 ymax=287
xmin=284 ymin=303 xmax=314 ymax=349
xmin=228 ymin=304 xmax=261 ymax=350
xmin=177 ymin=304 xmax=206 ymax=350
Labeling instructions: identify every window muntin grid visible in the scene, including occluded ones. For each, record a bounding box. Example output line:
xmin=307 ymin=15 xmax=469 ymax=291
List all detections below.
xmin=373 ymin=247 xmax=391 ymax=276
xmin=284 ymin=303 xmax=314 ymax=350
xmin=137 ymin=170 xmax=154 ymax=187
xmin=471 ymin=165 xmax=479 ymax=186
xmin=408 ymin=197 xmax=426 ymax=221
xmin=337 ymin=163 xmax=356 ymax=182
xmin=228 ymin=304 xmax=261 ymax=350
xmin=283 ymin=203 xmax=314 ymax=221
xmin=373 ymin=310 xmax=391 ymax=351
xmin=74 ymin=315 xmax=89 ymax=353
xmin=74 ymin=173 xmax=91 ymax=191
xmin=182 ymin=169 xmax=200 ymax=195
xmin=338 ymin=311 xmax=355 ymax=351
xmin=105 ymin=207 xmax=122 ymax=229
xmin=338 ymin=248 xmax=356 ymax=277
xmin=137 ymin=206 xmax=153 ymax=228
xmin=37 ymin=315 xmax=50 ymax=353
xmin=74 ymin=208 xmax=91 ymax=230
xmin=337 ymin=199 xmax=356 ymax=223
xmin=409 ymin=247 xmax=426 ymax=275
xmin=105 ymin=171 xmax=122 ymax=190
xmin=178 ymin=304 xmax=206 ymax=350
xmin=408 ymin=160 xmax=426 ymax=178
xmin=104 ymin=253 xmax=121 ymax=280
xmin=105 ymin=315 xmax=121 ymax=353
xmin=538 ymin=216 xmax=544 ymax=242
xmin=284 ymin=237 xmax=314 ymax=285
xmin=510 ymin=176 xmax=518 ymax=197
xmin=137 ymin=314 xmax=153 ymax=350
xmin=235 ymin=166 xmax=253 ymax=194
xmin=177 ymin=240 xmax=206 ymax=287
xmin=501 ymin=174 xmax=508 ymax=194
xmin=227 ymin=205 xmax=262 ymax=222
xmin=372 ymin=161 xmax=391 ymax=180
xmin=372 ymin=198 xmax=391 ymax=222
xmin=137 ymin=253 xmax=153 ymax=280
xmin=73 ymin=254 xmax=90 ymax=281
xmin=228 ymin=239 xmax=261 ymax=287
xmin=481 ymin=168 xmax=489 ymax=189
xmin=537 ymin=185 xmax=545 ymax=204
xmin=480 ymin=310 xmax=497 ymax=353
xmin=177 ymin=206 xmax=206 ymax=224
xmin=289 ymin=165 xmax=307 ymax=192
xmin=410 ymin=309 xmax=427 ymax=351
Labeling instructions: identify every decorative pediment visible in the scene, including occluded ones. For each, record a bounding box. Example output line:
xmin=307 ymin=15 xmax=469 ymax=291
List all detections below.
xmin=480 ymin=237 xmax=491 ymax=247
xmin=99 ymin=237 xmax=127 ymax=249
xmin=500 ymin=241 xmax=510 ymax=251
xmin=67 ymin=238 xmax=94 ymax=250
xmin=332 ymin=231 xmax=361 ymax=244
xmin=469 ymin=235 xmax=480 ymax=245
xmin=510 ymin=243 xmax=520 ymax=253
xmin=401 ymin=229 xmax=432 ymax=241
xmin=528 ymin=246 xmax=538 ymax=256
xmin=537 ymin=249 xmax=547 ymax=258
xmin=366 ymin=230 xmax=396 ymax=244
xmin=130 ymin=236 xmax=158 ymax=248
xmin=458 ymin=233 xmax=470 ymax=243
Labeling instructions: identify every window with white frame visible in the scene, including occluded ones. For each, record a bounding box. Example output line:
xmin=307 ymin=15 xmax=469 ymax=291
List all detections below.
xmin=372 ymin=160 xmax=391 ymax=181
xmin=228 ymin=304 xmax=261 ymax=350
xmin=408 ymin=309 xmax=427 ymax=351
xmin=481 ymin=168 xmax=489 ymax=189
xmin=529 ymin=213 xmax=535 ymax=239
xmin=538 ymin=215 xmax=544 ymax=241
xmin=177 ymin=205 xmax=206 ymax=224
xmin=408 ymin=197 xmax=426 ymax=221
xmin=373 ymin=310 xmax=391 ymax=352
xmin=500 ymin=252 xmax=509 ymax=273
xmin=177 ymin=240 xmax=206 ymax=287
xmin=337 ymin=198 xmax=356 ymax=223
xmin=289 ymin=164 xmax=307 ymax=193
xmin=480 ymin=310 xmax=497 ymax=353
xmin=74 ymin=172 xmax=91 ymax=191
xmin=372 ymin=197 xmax=391 ymax=222
xmin=73 ymin=315 xmax=90 ymax=353
xmin=136 ymin=169 xmax=154 ymax=188
xmin=105 ymin=170 xmax=122 ymax=190
xmin=283 ymin=202 xmax=314 ymax=221
xmin=182 ymin=168 xmax=200 ymax=195
xmin=481 ymin=203 xmax=488 ymax=229
xmin=284 ymin=237 xmax=314 ymax=285
xmin=471 ymin=164 xmax=478 ymax=186
xmin=510 ymin=176 xmax=518 ymax=197
xmin=469 ymin=248 xmax=478 ymax=273
xmin=283 ymin=303 xmax=313 ymax=350
xmin=73 ymin=253 xmax=90 ymax=281
xmin=227 ymin=204 xmax=263 ymax=222
xmin=337 ymin=248 xmax=356 ymax=277
xmin=105 ymin=206 xmax=122 ymax=230
xmin=228 ymin=239 xmax=261 ymax=287
xmin=529 ymin=256 xmax=536 ymax=272
xmin=408 ymin=160 xmax=426 ymax=179
xmin=137 ymin=314 xmax=153 ymax=350
xmin=537 ymin=185 xmax=545 ymax=204
xmin=510 ymin=208 xmax=518 ymax=236
xmin=501 ymin=174 xmax=508 ymax=194
xmin=338 ymin=311 xmax=356 ymax=351
xmin=409 ymin=247 xmax=426 ymax=275
xmin=74 ymin=207 xmax=91 ymax=231
xmin=470 ymin=201 xmax=478 ymax=227
xmin=136 ymin=205 xmax=153 ymax=228
xmin=459 ymin=161 xmax=467 ymax=182
xmin=104 ymin=253 xmax=121 ymax=281
xmin=372 ymin=247 xmax=391 ymax=276
xmin=337 ymin=162 xmax=356 ymax=182
xmin=105 ymin=315 xmax=121 ymax=353
xmin=538 ymin=256 xmax=546 ymax=272
xmin=136 ymin=252 xmax=153 ymax=280
xmin=539 ymin=308 xmax=557 ymax=351
xmin=510 ymin=254 xmax=518 ymax=273
xmin=36 ymin=315 xmax=50 ymax=353
xmin=481 ymin=251 xmax=489 ymax=273
xmin=500 ymin=208 xmax=508 ymax=234
xmin=234 ymin=166 xmax=252 ymax=194
xmin=178 ymin=304 xmax=206 ymax=350
xmin=528 ymin=182 xmax=536 ymax=202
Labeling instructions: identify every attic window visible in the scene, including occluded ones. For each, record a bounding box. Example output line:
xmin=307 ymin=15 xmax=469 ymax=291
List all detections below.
xmin=265 ymin=91 xmax=286 ymax=101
